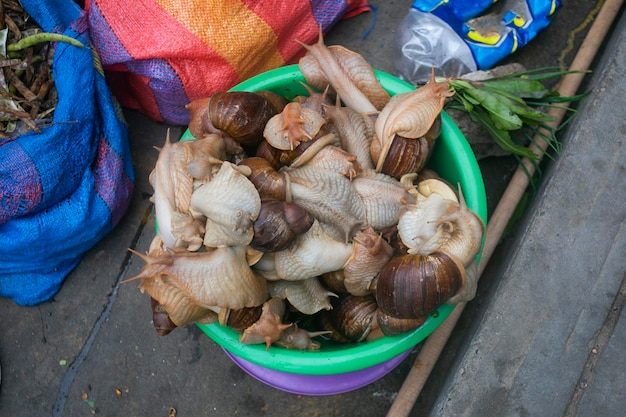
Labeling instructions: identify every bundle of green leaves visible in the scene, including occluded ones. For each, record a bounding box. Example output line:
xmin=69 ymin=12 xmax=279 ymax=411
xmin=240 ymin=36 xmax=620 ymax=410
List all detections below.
xmin=442 ymin=68 xmax=588 ymax=160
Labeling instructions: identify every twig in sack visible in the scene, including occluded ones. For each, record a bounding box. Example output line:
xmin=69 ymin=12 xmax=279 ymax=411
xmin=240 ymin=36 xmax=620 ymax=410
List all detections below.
xmin=7 ymin=32 xmax=85 ymax=52
xmin=0 ymin=104 xmax=40 ymax=132
xmin=0 ymin=0 xmax=83 ymax=136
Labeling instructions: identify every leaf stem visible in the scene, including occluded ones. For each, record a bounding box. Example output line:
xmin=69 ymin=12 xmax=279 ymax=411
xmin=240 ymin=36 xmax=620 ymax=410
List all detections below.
xmin=7 ymin=33 xmax=85 ymax=52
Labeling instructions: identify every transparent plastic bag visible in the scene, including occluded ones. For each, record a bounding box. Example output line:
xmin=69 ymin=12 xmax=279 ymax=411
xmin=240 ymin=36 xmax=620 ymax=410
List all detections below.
xmin=394 ymin=0 xmax=561 ymax=85
xmin=394 ymin=9 xmax=477 ymax=84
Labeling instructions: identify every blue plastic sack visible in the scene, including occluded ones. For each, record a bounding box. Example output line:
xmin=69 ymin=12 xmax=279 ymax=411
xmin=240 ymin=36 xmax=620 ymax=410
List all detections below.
xmin=0 ymin=0 xmax=134 ymax=306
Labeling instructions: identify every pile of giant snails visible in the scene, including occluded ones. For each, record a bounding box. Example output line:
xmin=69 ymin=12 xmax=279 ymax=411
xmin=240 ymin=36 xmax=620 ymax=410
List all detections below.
xmin=125 ymin=30 xmax=485 ymax=351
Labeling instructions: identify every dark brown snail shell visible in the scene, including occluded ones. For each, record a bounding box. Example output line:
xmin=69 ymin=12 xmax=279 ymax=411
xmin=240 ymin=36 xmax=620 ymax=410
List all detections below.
xmin=250 ymin=198 xmax=315 ymax=252
xmin=255 ymin=129 xmax=333 ymax=169
xmin=320 ymin=270 xmax=348 ymax=294
xmin=415 ymin=167 xmax=443 ymax=182
xmin=317 ymin=294 xmax=378 ymax=343
xmin=254 ymin=140 xmax=284 ymax=170
xmin=377 ymin=115 xmax=441 ymax=179
xmin=374 ymin=251 xmax=465 ymax=319
xmin=375 ymin=309 xmax=427 ymax=337
xmin=379 ymin=134 xmax=432 ymax=179
xmin=209 ymin=91 xmax=279 ymax=147
xmin=238 ymin=157 xmax=289 ymax=200
xmin=150 ymin=297 xmax=177 ymax=336
xmin=254 ymin=90 xmax=288 ymax=113
xmin=219 ymin=305 xmax=263 ymax=331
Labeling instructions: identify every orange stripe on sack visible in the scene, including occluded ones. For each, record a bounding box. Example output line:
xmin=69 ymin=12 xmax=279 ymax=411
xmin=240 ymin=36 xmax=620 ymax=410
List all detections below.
xmin=91 ymin=0 xmax=240 ymax=101
xmin=240 ymin=0 xmax=320 ymax=64
xmin=156 ymin=0 xmax=286 ymax=81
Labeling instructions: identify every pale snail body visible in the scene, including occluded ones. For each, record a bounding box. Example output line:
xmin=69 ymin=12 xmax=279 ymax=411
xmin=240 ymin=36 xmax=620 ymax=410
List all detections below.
xmin=268 ymin=277 xmax=336 ymax=315
xmin=432 ymin=191 xmax=485 ymax=268
xmin=342 ymin=227 xmax=394 ymax=296
xmin=398 ymin=192 xmax=456 ymax=256
xmin=149 ymin=131 xmax=184 ymax=249
xmin=324 ymin=103 xmax=376 ymax=170
xmin=373 ymin=73 xmax=453 ymax=172
xmin=275 ymin=325 xmax=332 ymax=351
xmin=240 ymin=297 xmax=292 ymax=350
xmin=298 ymin=27 xmax=386 ymax=113
xmin=289 ymin=141 xmax=360 ymax=179
xmin=272 ymin=220 xmax=353 ymax=281
xmin=352 ymin=169 xmax=416 ymax=231
xmin=170 ymin=211 xmax=205 ymax=252
xmin=125 ymin=245 xmax=268 ymax=327
xmin=287 ymin=165 xmax=365 ymax=242
xmin=263 ymin=101 xmax=327 ymax=150
xmin=190 ymin=161 xmax=261 ymax=248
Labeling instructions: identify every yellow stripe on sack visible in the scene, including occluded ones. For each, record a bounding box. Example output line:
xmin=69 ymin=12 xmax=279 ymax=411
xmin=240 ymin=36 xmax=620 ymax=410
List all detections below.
xmin=156 ymin=0 xmax=285 ymax=80
xmin=549 ymin=0 xmax=558 ymax=15
xmin=467 ymin=29 xmax=501 ymax=45
xmin=510 ymin=31 xmax=518 ymax=53
xmin=512 ymin=15 xmax=526 ymax=27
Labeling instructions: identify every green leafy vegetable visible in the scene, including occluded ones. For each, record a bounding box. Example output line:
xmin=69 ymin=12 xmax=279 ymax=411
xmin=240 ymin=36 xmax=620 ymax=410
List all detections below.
xmin=439 ymin=68 xmax=589 ymax=160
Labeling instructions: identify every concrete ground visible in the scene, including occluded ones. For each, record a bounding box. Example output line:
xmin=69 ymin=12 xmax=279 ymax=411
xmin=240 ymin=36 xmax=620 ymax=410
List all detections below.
xmin=1 ymin=1 xmax=623 ymax=416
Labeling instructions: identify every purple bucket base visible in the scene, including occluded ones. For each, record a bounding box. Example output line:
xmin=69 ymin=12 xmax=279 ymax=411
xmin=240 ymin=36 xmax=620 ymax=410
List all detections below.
xmin=223 ymin=348 xmax=412 ymax=396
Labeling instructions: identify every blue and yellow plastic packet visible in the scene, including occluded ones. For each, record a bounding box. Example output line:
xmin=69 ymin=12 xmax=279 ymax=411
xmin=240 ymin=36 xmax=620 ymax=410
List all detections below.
xmin=395 ymin=0 xmax=561 ymax=83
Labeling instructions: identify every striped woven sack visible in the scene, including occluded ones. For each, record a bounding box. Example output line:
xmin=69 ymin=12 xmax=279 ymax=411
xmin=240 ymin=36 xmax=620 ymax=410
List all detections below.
xmin=86 ymin=0 xmax=371 ymax=125
xmin=0 ymin=0 xmax=134 ymax=306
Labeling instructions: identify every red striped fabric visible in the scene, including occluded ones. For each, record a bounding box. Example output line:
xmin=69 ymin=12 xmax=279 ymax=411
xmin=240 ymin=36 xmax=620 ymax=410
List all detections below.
xmin=86 ymin=0 xmax=371 ymax=125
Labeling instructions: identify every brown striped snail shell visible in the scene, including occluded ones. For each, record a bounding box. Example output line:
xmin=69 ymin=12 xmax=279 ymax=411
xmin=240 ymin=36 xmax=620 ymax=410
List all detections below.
xmin=218 ymin=305 xmax=263 ymax=332
xmin=254 ymin=90 xmax=288 ymax=113
xmin=150 ymin=297 xmax=178 ymax=336
xmin=209 ymin=91 xmax=280 ymax=147
xmin=255 ymin=133 xmax=330 ymax=170
xmin=375 ymin=309 xmax=427 ymax=337
xmin=320 ymin=270 xmax=348 ymax=294
xmin=238 ymin=157 xmax=289 ymax=200
xmin=317 ymin=293 xmax=378 ymax=343
xmin=373 ymin=251 xmax=465 ymax=319
xmin=250 ymin=198 xmax=315 ymax=252
xmin=371 ymin=115 xmax=441 ymax=179
xmin=254 ymin=139 xmax=285 ymax=170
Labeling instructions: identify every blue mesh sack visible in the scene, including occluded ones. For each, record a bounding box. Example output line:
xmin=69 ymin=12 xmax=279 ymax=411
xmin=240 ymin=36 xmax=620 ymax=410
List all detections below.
xmin=0 ymin=0 xmax=134 ymax=306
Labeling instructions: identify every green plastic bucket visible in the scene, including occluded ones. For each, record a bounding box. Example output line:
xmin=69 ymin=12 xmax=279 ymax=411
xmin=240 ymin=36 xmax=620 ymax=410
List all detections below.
xmin=182 ymin=65 xmax=487 ymax=377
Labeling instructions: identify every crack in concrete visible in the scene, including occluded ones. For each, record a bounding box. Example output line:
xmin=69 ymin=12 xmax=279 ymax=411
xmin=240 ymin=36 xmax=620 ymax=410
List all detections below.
xmin=563 ymin=270 xmax=626 ymax=417
xmin=37 ymin=306 xmax=48 ymax=344
xmin=52 ymin=205 xmax=153 ymax=417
